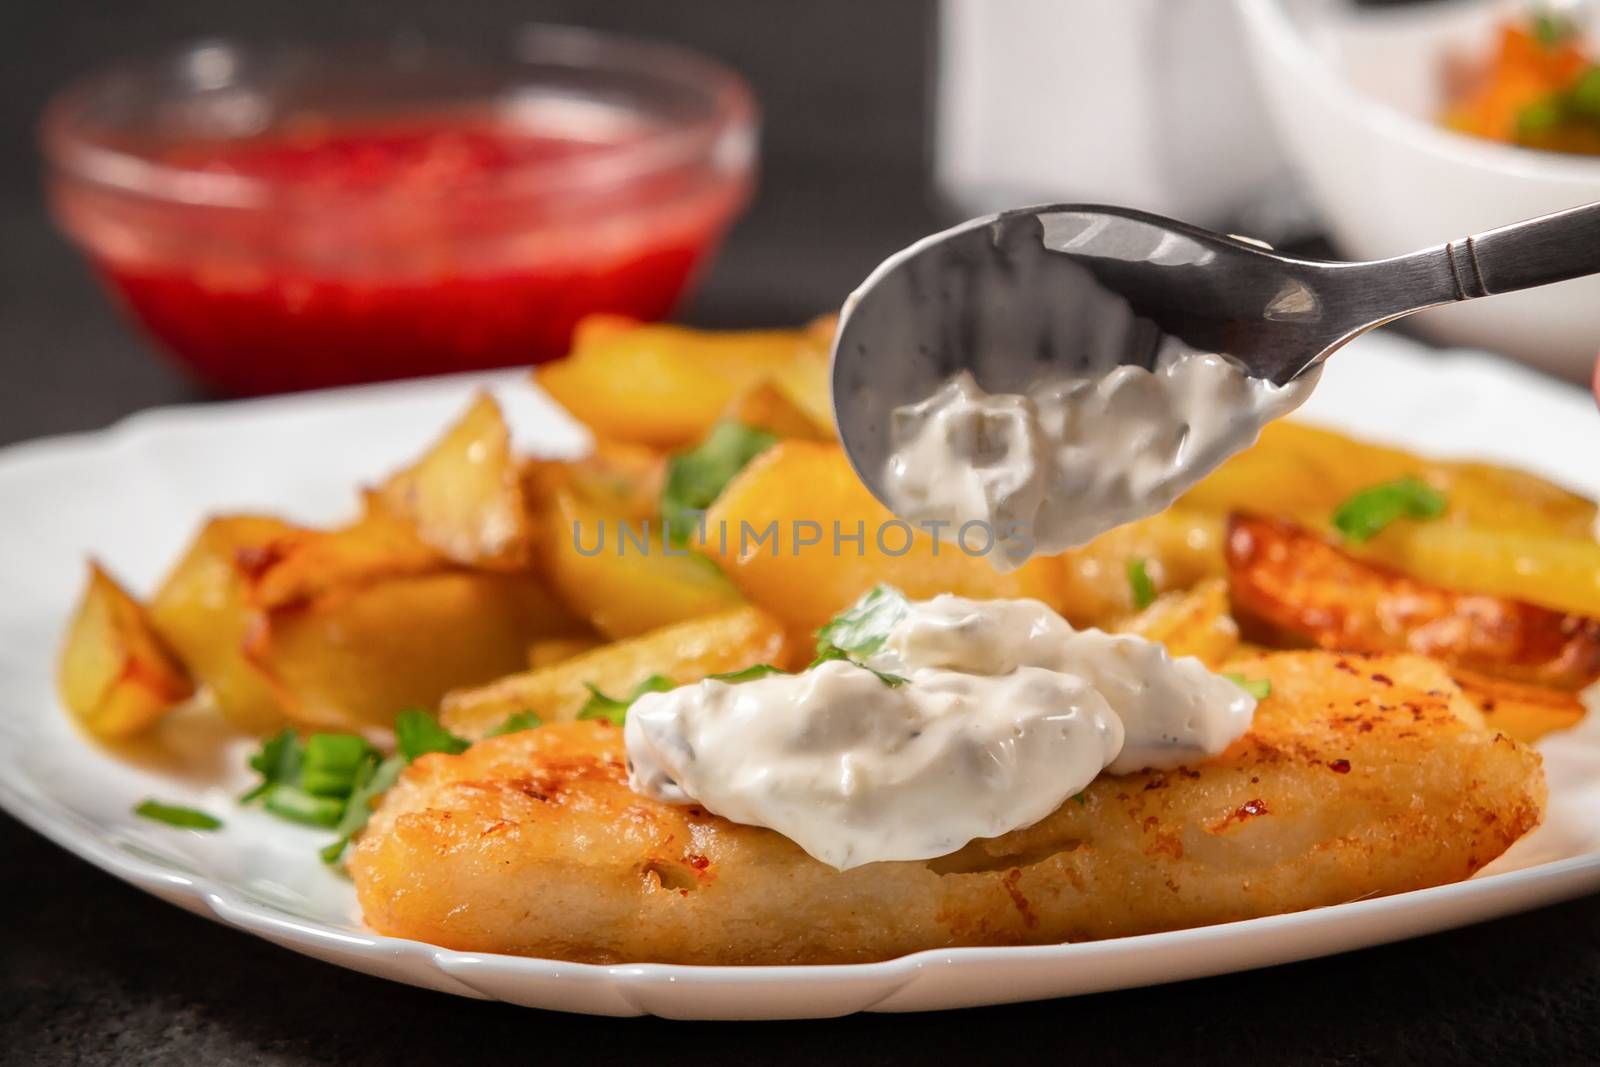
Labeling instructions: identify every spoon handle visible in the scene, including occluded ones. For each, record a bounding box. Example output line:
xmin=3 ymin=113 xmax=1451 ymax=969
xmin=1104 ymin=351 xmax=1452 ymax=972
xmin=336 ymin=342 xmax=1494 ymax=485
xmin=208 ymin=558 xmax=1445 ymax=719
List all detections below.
xmin=1438 ymin=199 xmax=1600 ymax=300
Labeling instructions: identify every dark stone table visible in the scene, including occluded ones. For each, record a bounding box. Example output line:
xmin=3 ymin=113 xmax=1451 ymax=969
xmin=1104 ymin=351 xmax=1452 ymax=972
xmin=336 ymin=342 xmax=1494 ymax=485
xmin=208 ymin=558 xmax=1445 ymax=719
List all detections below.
xmin=4 ymin=3 xmax=1597 ymax=1062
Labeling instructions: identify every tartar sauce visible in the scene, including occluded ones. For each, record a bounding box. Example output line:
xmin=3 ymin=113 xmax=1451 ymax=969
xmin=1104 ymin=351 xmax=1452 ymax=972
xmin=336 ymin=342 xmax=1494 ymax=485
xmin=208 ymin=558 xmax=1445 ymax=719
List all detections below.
xmin=882 ymin=349 xmax=1318 ymax=569
xmin=624 ymin=594 xmax=1254 ymax=869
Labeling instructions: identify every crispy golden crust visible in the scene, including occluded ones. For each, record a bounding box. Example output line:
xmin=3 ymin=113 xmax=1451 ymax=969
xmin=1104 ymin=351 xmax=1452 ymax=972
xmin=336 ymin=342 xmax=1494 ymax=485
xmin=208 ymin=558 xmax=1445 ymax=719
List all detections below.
xmin=1227 ymin=514 xmax=1600 ymax=691
xmin=350 ymin=651 xmax=1545 ymax=965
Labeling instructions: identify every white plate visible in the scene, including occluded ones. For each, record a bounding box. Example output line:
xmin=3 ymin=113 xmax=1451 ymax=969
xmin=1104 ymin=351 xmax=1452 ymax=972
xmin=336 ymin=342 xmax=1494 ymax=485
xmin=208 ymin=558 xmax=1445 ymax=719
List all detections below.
xmin=3 ymin=331 xmax=1600 ymax=1020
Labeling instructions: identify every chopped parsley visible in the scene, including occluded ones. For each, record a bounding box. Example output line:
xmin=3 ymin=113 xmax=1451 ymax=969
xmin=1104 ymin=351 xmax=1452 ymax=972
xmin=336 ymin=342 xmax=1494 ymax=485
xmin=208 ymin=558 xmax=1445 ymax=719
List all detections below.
xmin=134 ymin=799 xmax=222 ymax=831
xmin=1126 ymin=558 xmax=1157 ymax=610
xmin=394 ymin=708 xmax=470 ymax=761
xmin=809 ymin=643 xmax=909 ymax=687
xmin=1331 ymin=476 xmax=1447 ymax=543
xmin=814 ymin=584 xmax=911 ymax=658
xmin=1224 ymin=673 xmax=1272 ymax=700
xmin=661 ymin=420 xmax=779 ymax=541
xmin=486 ymin=710 xmax=544 ymax=737
xmin=706 ymin=664 xmax=791 ymax=684
xmin=577 ymin=674 xmax=676 ymax=726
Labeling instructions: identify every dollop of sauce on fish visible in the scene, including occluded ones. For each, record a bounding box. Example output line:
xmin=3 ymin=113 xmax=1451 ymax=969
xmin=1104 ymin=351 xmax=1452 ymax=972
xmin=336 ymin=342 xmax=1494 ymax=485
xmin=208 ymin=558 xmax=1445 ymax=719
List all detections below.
xmin=624 ymin=594 xmax=1254 ymax=869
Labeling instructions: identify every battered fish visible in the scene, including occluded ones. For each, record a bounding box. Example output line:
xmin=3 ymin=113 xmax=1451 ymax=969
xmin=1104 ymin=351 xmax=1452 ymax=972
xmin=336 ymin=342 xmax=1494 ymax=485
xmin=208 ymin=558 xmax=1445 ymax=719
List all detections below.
xmin=350 ymin=651 xmax=1545 ymax=965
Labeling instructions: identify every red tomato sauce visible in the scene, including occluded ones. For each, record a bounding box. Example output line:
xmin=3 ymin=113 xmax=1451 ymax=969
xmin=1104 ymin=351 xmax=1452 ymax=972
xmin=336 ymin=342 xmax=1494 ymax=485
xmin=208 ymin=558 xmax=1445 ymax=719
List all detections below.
xmin=69 ymin=119 xmax=747 ymax=394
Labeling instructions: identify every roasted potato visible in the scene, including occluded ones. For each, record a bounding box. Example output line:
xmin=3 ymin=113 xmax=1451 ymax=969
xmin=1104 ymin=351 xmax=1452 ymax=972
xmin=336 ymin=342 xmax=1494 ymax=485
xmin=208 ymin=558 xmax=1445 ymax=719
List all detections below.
xmin=536 ymin=320 xmax=830 ymax=448
xmin=1181 ymin=421 xmax=1600 ymax=617
xmin=378 ymin=392 xmax=534 ymax=569
xmin=246 ymin=570 xmax=583 ymax=733
xmin=1114 ymin=578 xmax=1239 ymax=668
xmin=769 ymin=314 xmax=838 ymax=437
xmin=442 ymin=605 xmax=792 ymax=738
xmin=1448 ymin=670 xmax=1588 ymax=744
xmin=1057 ymin=508 xmax=1226 ymax=628
xmin=1357 ymin=520 xmax=1600 ymax=619
xmin=148 ymin=516 xmax=298 ymax=734
xmin=1227 ymin=513 xmax=1600 ymax=691
xmin=57 ymin=563 xmax=195 ymax=739
xmin=702 ymin=440 xmax=1064 ymax=634
xmin=241 ymin=497 xmax=443 ymax=612
xmin=537 ymin=485 xmax=744 ymax=639
xmin=1184 ymin=421 xmax=1597 ymax=539
xmin=522 ymin=439 xmax=665 ymax=525
xmin=527 ymin=636 xmax=604 ymax=670
xmin=722 ymin=380 xmax=830 ymax=441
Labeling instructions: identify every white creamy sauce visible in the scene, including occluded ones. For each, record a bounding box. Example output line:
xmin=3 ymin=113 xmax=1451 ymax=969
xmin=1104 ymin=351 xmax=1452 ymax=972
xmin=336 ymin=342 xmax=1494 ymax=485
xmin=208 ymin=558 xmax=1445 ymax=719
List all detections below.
xmin=625 ymin=594 xmax=1254 ymax=870
xmin=882 ymin=350 xmax=1319 ymax=569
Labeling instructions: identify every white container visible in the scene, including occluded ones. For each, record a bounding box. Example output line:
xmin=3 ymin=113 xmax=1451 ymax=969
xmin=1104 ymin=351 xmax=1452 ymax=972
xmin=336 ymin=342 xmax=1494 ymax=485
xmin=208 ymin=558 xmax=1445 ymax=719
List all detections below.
xmin=935 ymin=0 xmax=1292 ymax=229
xmin=1239 ymin=0 xmax=1600 ymax=381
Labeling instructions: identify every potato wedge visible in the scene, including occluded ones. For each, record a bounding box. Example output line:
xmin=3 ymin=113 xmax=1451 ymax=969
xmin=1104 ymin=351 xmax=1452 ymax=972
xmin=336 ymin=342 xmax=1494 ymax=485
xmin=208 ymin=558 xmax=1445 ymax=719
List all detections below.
xmin=378 ymin=392 xmax=533 ymax=569
xmin=1449 ymin=670 xmax=1587 ymax=744
xmin=536 ymin=321 xmax=826 ymax=448
xmin=701 ymin=440 xmax=1064 ymax=634
xmin=148 ymin=516 xmax=298 ymax=734
xmin=58 ymin=562 xmax=195 ymax=739
xmin=1056 ymin=508 xmax=1226 ymax=628
xmin=522 ymin=439 xmax=666 ymax=525
xmin=723 ymin=380 xmax=830 ymax=441
xmin=1113 ymin=578 xmax=1239 ymax=668
xmin=242 ymin=496 xmax=444 ymax=611
xmin=537 ymin=485 xmax=743 ymax=639
xmin=765 ymin=314 xmax=835 ymax=438
xmin=246 ymin=571 xmax=583 ymax=733
xmin=443 ymin=605 xmax=792 ymax=738
xmin=1357 ymin=520 xmax=1600 ymax=619
xmin=1185 ymin=421 xmax=1597 ymax=539
xmin=1227 ymin=513 xmax=1600 ymax=691
xmin=528 ymin=636 xmax=604 ymax=670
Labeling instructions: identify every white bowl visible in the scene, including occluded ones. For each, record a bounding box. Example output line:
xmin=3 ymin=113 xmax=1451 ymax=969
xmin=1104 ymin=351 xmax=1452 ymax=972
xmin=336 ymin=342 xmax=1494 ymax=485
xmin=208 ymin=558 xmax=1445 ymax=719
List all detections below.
xmin=1238 ymin=0 xmax=1600 ymax=381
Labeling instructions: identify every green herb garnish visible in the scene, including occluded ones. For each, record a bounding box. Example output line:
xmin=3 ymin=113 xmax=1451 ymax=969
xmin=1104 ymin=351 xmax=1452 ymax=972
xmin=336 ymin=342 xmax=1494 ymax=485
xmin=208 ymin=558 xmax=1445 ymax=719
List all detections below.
xmin=809 ymin=644 xmax=909 ymax=687
xmin=1127 ymin=558 xmax=1157 ymax=610
xmin=661 ymin=420 xmax=779 ymax=541
xmin=1533 ymin=10 xmax=1577 ymax=48
xmin=240 ymin=728 xmax=301 ymax=803
xmin=263 ymin=785 xmax=345 ymax=828
xmin=1224 ymin=673 xmax=1272 ymax=701
xmin=814 ymin=584 xmax=911 ymax=658
xmin=242 ymin=710 xmax=474 ymax=864
xmin=577 ymin=674 xmax=676 ymax=726
xmin=706 ymin=664 xmax=791 ymax=684
xmin=1516 ymin=96 xmax=1566 ymax=139
xmin=1331 ymin=476 xmax=1447 ymax=543
xmin=319 ymin=753 xmax=406 ymax=865
xmin=486 ymin=710 xmax=544 ymax=737
xmin=240 ymin=728 xmax=382 ymax=826
xmin=1572 ymin=67 xmax=1600 ymax=120
xmin=134 ymin=799 xmax=222 ymax=831
xmin=394 ymin=708 xmax=470 ymax=761
xmin=300 ymin=733 xmax=377 ymax=798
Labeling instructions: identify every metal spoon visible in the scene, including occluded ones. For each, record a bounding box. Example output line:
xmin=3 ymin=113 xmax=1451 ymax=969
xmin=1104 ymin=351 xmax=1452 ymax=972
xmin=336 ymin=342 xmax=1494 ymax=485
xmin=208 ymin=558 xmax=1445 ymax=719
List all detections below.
xmin=832 ymin=200 xmax=1600 ymax=508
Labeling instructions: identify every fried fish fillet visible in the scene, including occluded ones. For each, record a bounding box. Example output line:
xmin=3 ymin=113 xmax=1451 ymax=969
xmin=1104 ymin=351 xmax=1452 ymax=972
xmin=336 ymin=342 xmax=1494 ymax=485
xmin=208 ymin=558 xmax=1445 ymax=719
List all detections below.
xmin=350 ymin=651 xmax=1544 ymax=965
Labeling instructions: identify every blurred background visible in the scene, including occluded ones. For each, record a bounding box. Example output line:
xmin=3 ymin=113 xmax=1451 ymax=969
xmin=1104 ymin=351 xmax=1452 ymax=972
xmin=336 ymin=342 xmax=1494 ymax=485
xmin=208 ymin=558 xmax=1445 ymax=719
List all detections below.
xmin=5 ymin=0 xmax=1600 ymax=450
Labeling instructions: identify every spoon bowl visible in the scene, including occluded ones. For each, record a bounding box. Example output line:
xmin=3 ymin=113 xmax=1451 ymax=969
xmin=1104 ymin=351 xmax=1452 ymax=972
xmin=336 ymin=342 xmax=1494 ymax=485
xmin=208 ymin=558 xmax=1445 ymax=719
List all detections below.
xmin=833 ymin=201 xmax=1600 ymax=514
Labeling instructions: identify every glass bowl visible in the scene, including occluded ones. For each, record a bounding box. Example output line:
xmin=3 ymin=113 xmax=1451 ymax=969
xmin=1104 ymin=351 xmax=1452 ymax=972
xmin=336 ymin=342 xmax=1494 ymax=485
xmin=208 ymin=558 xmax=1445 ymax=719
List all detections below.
xmin=42 ymin=28 xmax=758 ymax=394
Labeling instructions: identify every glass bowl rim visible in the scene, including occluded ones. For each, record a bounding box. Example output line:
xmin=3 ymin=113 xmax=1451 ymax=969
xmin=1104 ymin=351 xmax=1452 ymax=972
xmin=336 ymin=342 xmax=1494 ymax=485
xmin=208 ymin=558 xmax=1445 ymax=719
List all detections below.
xmin=40 ymin=24 xmax=759 ymax=210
